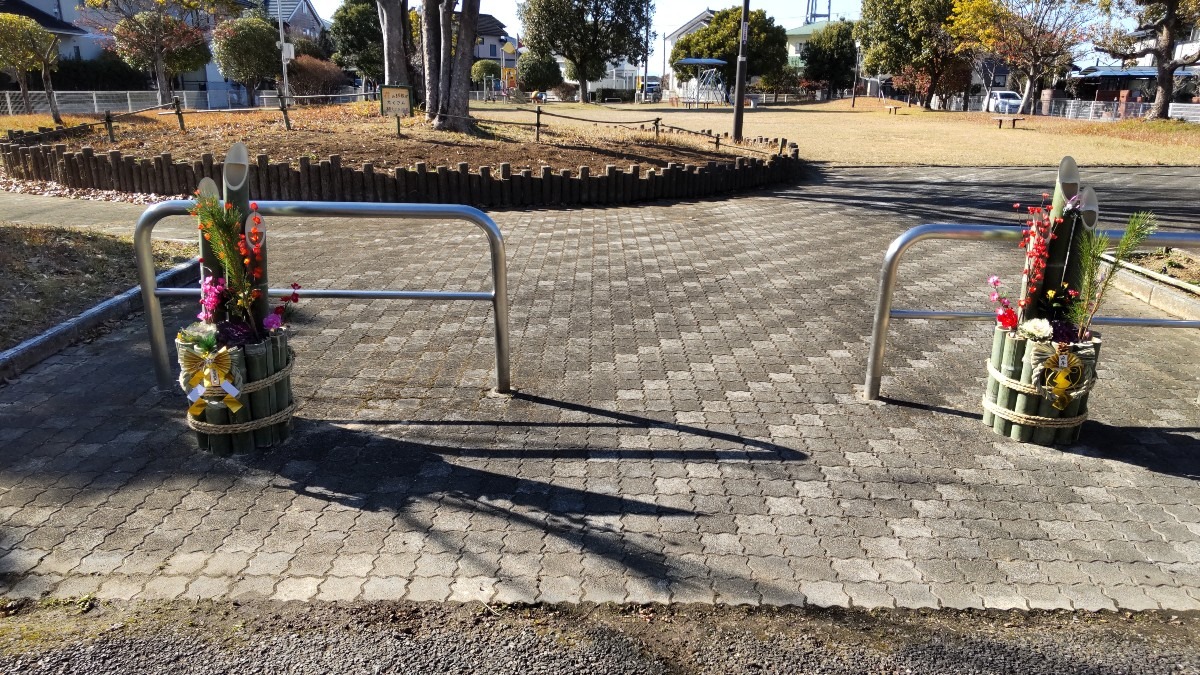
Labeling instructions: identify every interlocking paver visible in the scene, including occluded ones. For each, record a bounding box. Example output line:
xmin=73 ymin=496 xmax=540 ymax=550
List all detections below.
xmin=1 ymin=168 xmax=1198 ymax=612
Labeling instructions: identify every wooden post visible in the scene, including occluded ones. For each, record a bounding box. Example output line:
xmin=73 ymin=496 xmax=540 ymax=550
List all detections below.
xmin=104 ymin=110 xmax=115 ymax=142
xmin=279 ymin=98 xmax=292 ymax=131
xmin=173 ymin=96 xmax=185 ymax=132
xmin=654 ymin=117 xmax=660 ymax=141
xmin=535 ymin=105 xmax=542 ymax=143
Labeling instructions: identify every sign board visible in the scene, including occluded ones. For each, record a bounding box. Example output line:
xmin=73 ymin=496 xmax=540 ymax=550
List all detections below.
xmin=381 ymin=86 xmax=413 ymax=117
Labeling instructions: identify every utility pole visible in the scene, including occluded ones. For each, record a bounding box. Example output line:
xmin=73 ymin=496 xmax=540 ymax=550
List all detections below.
xmin=732 ymin=0 xmax=750 ymax=141
xmin=851 ymin=40 xmax=860 ymax=108
xmin=276 ymin=0 xmax=289 ymax=106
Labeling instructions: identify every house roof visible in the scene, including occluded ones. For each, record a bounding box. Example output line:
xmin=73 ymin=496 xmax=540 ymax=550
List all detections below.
xmin=477 ymin=13 xmax=506 ymax=37
xmin=0 ymin=0 xmax=87 ymax=36
xmin=411 ymin=9 xmax=507 ymax=37
xmin=666 ymin=9 xmax=715 ymax=41
xmin=1075 ymin=66 xmax=1199 ymax=79
xmin=261 ymin=0 xmax=314 ymax=23
xmin=786 ymin=20 xmax=836 ymax=39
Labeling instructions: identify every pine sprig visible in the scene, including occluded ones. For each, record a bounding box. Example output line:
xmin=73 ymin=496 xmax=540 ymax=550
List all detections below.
xmin=1072 ymin=211 xmax=1157 ymax=341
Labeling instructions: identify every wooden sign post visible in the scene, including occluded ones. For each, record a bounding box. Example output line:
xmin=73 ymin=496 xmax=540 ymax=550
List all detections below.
xmin=381 ymin=85 xmax=414 ymax=138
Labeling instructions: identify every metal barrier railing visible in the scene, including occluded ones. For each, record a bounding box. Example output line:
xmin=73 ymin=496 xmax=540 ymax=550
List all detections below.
xmin=864 ymin=224 xmax=1200 ymax=401
xmin=134 ymin=201 xmax=511 ymax=394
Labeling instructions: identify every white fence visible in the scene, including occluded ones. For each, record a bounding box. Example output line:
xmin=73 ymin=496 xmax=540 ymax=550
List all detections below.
xmin=1 ymin=87 xmax=370 ymax=116
xmin=1169 ymin=102 xmax=1200 ymax=122
xmin=1043 ymin=100 xmax=1154 ymax=120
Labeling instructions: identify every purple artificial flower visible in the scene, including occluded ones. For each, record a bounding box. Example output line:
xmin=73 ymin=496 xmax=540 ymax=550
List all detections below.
xmin=263 ymin=313 xmax=283 ymax=331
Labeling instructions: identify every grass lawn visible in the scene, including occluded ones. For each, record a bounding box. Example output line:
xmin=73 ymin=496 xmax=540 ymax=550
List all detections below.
xmin=0 ymin=224 xmax=196 ymax=352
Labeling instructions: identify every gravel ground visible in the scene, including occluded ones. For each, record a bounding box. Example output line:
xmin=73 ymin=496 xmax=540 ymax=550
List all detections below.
xmin=2 ymin=601 xmax=1197 ymax=674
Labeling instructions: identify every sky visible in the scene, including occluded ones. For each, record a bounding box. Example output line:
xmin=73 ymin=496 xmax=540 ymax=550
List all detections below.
xmin=307 ymin=0 xmax=864 ymax=76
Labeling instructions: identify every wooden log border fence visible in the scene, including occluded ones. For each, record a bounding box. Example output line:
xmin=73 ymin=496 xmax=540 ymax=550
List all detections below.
xmin=0 ymin=143 xmax=803 ymax=207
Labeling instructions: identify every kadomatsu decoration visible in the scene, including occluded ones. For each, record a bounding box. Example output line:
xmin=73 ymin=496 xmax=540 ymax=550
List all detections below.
xmin=981 ymin=157 xmax=1156 ymax=446
xmin=175 ymin=144 xmax=299 ymax=454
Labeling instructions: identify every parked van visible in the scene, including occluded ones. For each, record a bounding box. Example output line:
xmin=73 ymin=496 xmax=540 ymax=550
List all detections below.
xmin=987 ymin=90 xmax=1023 ymax=114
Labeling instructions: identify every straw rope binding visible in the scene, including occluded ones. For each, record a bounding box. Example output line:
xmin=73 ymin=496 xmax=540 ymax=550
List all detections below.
xmin=189 ymin=402 xmax=297 ymax=434
xmin=985 ymin=360 xmax=1040 ymax=395
xmin=980 ymin=397 xmax=1086 ymax=428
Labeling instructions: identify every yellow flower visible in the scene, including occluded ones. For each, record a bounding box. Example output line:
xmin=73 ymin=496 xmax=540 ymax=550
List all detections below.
xmin=1046 ymin=290 xmax=1056 ymax=299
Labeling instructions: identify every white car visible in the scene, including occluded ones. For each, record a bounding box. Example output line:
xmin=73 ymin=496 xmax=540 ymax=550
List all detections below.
xmin=987 ymin=90 xmax=1023 ymax=114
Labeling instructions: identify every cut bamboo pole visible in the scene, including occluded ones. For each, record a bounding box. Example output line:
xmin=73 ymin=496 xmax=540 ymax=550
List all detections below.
xmin=981 ymin=326 xmax=1008 ymax=427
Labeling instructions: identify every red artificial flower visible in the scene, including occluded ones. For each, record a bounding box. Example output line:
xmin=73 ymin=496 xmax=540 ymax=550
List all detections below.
xmin=996 ymin=307 xmax=1018 ymax=330
xmin=250 ymin=202 xmax=258 ymax=211
xmin=1013 ymin=203 xmax=1020 ymax=209
xmin=274 ymin=305 xmax=285 ymax=315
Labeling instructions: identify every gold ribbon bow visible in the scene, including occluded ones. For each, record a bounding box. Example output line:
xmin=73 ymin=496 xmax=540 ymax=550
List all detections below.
xmin=1040 ymin=349 xmax=1084 ymax=411
xmin=181 ymin=346 xmax=242 ymax=416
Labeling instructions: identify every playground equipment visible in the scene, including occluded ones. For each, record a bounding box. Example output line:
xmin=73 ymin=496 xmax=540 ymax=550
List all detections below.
xmin=673 ymin=58 xmax=728 ymax=106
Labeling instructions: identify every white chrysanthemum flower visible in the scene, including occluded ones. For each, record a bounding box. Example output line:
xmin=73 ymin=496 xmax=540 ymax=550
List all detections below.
xmin=1017 ymin=318 xmax=1053 ymax=342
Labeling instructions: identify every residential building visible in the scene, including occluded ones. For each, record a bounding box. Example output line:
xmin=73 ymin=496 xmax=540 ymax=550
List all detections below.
xmin=1134 ymin=24 xmax=1200 ymax=67
xmin=2 ymin=0 xmax=105 ymax=60
xmin=259 ymin=0 xmax=325 ymax=40
xmin=472 ymin=14 xmax=511 ymax=64
xmin=663 ymin=8 xmax=714 ymax=91
xmin=785 ymin=19 xmax=835 ymax=70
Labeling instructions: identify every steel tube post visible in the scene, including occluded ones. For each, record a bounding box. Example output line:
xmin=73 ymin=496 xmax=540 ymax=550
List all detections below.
xmin=134 ymin=200 xmax=194 ymax=388
xmin=136 ymin=200 xmax=512 ymax=394
xmin=864 ymin=224 xmax=1200 ymax=401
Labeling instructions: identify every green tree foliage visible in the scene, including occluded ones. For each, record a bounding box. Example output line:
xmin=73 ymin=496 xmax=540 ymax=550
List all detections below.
xmin=471 ymin=58 xmax=501 ymax=83
xmin=516 ymin=50 xmax=564 ymax=90
xmin=0 ymin=14 xmax=63 ymax=123
xmin=331 ymin=0 xmax=384 ymax=82
xmin=212 ymin=16 xmax=281 ymax=106
xmin=1096 ymin=0 xmax=1200 ymax=118
xmin=669 ymin=8 xmax=787 ymax=88
xmin=520 ymin=0 xmax=653 ymax=103
xmin=756 ymin=65 xmax=802 ymax=94
xmin=855 ymin=0 xmax=960 ymax=108
xmin=84 ymin=0 xmax=232 ymax=105
xmin=802 ymin=20 xmax=858 ymax=97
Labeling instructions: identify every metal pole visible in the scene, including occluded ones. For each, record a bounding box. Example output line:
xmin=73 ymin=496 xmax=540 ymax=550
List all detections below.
xmin=277 ymin=0 xmax=289 ymax=107
xmin=135 ymin=200 xmax=512 ymax=393
xmin=863 ymin=223 xmax=1200 ymax=401
xmin=642 ymin=2 xmax=651 ymax=103
xmin=851 ymin=42 xmax=859 ymax=108
xmin=732 ymin=0 xmax=750 ymax=141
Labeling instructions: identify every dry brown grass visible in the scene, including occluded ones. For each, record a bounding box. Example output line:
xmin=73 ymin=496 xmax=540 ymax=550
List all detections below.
xmin=493 ymin=97 xmax=1200 ymax=166
xmin=0 ymin=224 xmax=196 ymax=351
xmin=5 ymin=97 xmax=1194 ymax=167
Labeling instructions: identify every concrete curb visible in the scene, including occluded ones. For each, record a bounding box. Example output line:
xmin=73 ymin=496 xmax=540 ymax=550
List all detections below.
xmin=1104 ymin=259 xmax=1200 ymax=321
xmin=0 ymin=259 xmax=198 ymax=381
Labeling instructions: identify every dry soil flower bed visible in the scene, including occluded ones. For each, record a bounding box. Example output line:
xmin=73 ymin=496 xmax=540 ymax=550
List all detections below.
xmin=1128 ymin=249 xmax=1200 ymax=288
xmin=0 ymin=223 xmax=196 ymax=351
xmin=3 ymin=102 xmax=736 ymax=173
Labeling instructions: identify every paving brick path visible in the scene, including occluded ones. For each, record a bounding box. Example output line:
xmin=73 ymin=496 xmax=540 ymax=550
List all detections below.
xmin=1 ymin=167 xmax=1199 ymax=610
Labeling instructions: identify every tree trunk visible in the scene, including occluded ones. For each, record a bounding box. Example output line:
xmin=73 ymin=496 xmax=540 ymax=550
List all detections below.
xmin=378 ymin=0 xmax=410 ymax=86
xmin=16 ymin=73 xmax=32 ymax=114
xmin=435 ymin=0 xmax=478 ymax=131
xmin=247 ymin=83 xmax=257 ymax=107
xmin=42 ymin=65 xmax=61 ymax=126
xmin=154 ymin=54 xmax=172 ymax=106
xmin=578 ymin=68 xmax=590 ymax=103
xmin=1148 ymin=60 xmax=1173 ymax=119
xmin=436 ymin=0 xmax=454 ymax=116
xmin=422 ymin=0 xmax=442 ymax=120
xmin=1018 ymin=72 xmax=1034 ymax=115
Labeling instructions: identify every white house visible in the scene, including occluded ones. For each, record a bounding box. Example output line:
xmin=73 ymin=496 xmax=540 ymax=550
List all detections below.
xmin=663 ymin=8 xmax=714 ymax=93
xmin=2 ymin=0 xmax=106 ymax=60
xmin=1134 ymin=25 xmax=1200 ymax=67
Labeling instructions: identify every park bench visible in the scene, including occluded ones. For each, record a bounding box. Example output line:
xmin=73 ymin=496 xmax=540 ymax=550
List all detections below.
xmin=992 ymin=116 xmax=1025 ymax=129
xmin=884 ymin=105 xmax=900 ymax=115
xmin=683 ymin=100 xmax=716 ymax=110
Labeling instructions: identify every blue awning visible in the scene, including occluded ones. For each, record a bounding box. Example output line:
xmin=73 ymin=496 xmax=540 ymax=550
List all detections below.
xmin=673 ymin=58 xmax=728 ymax=66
